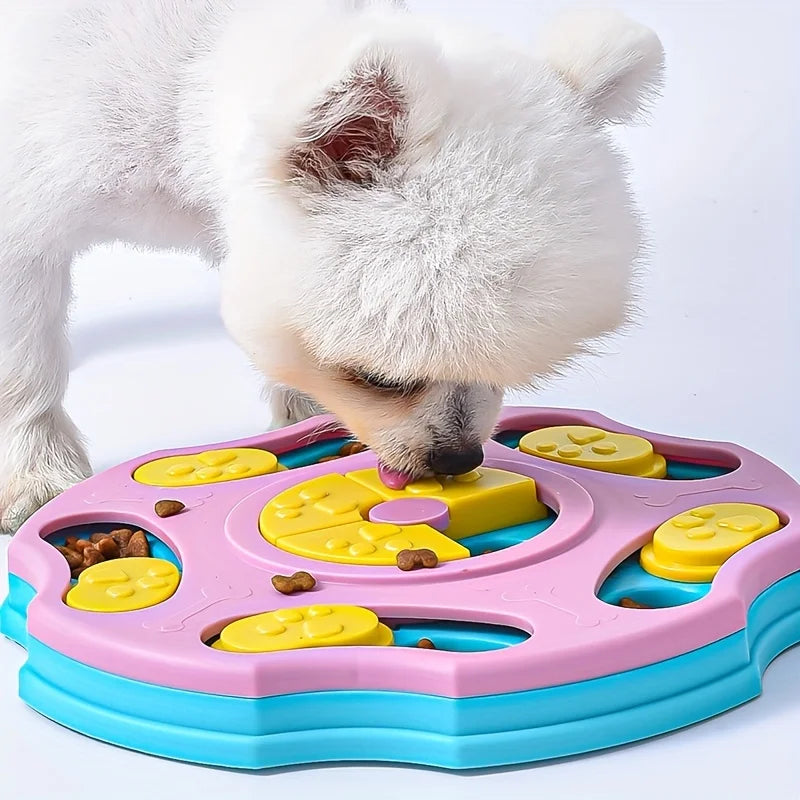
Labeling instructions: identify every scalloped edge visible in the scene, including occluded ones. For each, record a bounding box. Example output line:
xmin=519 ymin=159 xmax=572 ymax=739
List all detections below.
xmin=3 ymin=568 xmax=800 ymax=770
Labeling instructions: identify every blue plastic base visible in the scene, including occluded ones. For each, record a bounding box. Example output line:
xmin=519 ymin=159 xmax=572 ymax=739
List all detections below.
xmin=3 ymin=569 xmax=800 ymax=770
xmin=599 ymin=554 xmax=712 ymax=608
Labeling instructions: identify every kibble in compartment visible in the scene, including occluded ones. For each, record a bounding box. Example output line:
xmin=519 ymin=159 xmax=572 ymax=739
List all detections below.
xmin=49 ymin=525 xmax=163 ymax=579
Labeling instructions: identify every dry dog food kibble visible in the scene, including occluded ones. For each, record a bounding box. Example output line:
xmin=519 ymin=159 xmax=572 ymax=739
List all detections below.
xmin=68 ymin=537 xmax=93 ymax=552
xmin=55 ymin=545 xmax=84 ymax=571
xmin=94 ymin=536 xmax=120 ymax=559
xmin=396 ymin=548 xmax=439 ymax=571
xmin=316 ymin=442 xmax=368 ymax=464
xmin=110 ymin=528 xmax=134 ymax=547
xmin=271 ymin=571 xmax=317 ymax=595
xmin=339 ymin=441 xmax=368 ymax=457
xmin=79 ymin=546 xmax=104 ymax=574
xmin=619 ymin=597 xmax=652 ymax=609
xmin=154 ymin=499 xmax=185 ymax=518
xmin=54 ymin=528 xmax=152 ymax=578
xmin=416 ymin=638 xmax=436 ymax=649
xmin=125 ymin=530 xmax=151 ymax=557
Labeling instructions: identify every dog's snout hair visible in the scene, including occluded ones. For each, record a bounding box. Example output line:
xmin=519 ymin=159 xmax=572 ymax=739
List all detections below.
xmin=428 ymin=384 xmax=486 ymax=455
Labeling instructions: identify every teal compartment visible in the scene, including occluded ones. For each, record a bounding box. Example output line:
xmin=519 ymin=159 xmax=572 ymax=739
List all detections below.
xmin=3 ymin=569 xmax=800 ymax=770
xmin=665 ymin=461 xmax=728 ymax=480
xmin=277 ymin=438 xmax=355 ymax=470
xmin=493 ymin=430 xmax=527 ymax=448
xmin=598 ymin=555 xmax=711 ymax=608
xmin=459 ymin=512 xmax=557 ymax=555
xmin=390 ymin=621 xmax=529 ymax=651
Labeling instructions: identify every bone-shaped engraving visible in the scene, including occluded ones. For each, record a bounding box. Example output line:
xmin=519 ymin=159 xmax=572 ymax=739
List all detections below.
xmin=501 ymin=584 xmax=618 ymax=627
xmin=83 ymin=493 xmax=145 ymax=506
xmin=84 ymin=490 xmax=214 ymax=509
xmin=143 ymin=575 xmax=253 ymax=632
xmin=634 ymin=480 xmax=763 ymax=508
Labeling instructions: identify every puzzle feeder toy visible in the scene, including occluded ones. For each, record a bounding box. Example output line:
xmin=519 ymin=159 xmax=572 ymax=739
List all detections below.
xmin=2 ymin=406 xmax=799 ymax=770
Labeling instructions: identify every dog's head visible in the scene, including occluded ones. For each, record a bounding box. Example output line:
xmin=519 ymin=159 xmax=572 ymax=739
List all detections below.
xmin=219 ymin=6 xmax=664 ymax=483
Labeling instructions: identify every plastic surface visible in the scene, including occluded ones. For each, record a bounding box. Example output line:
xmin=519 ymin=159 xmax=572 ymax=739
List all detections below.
xmin=368 ymin=498 xmax=450 ymax=531
xmin=4 ymin=569 xmax=800 ymax=769
xmin=212 ymin=604 xmax=394 ymax=653
xmin=640 ymin=503 xmax=782 ymax=582
xmin=260 ymin=467 xmax=544 ymax=565
xmin=134 ymin=448 xmax=281 ymax=486
xmin=271 ymin=521 xmax=470 ymax=566
xmin=66 ymin=558 xmax=180 ymax=612
xmin=260 ymin=474 xmax=381 ymax=539
xmin=598 ymin=555 xmax=712 ymax=608
xmin=2 ymin=406 xmax=800 ymax=770
xmin=346 ymin=467 xmax=548 ymax=539
xmin=519 ymin=425 xmax=667 ymax=478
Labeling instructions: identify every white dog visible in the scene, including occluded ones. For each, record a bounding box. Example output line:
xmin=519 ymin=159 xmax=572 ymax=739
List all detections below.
xmin=0 ymin=0 xmax=663 ymax=533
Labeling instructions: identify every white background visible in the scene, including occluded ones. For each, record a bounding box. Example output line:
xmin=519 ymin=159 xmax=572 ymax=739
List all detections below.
xmin=1 ymin=1 xmax=799 ymax=798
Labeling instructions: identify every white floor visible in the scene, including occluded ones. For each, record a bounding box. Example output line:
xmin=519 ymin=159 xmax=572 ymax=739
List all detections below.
xmin=2 ymin=1 xmax=799 ymax=798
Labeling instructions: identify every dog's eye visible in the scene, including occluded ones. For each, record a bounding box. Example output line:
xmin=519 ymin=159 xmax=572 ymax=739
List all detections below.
xmin=347 ymin=369 xmax=423 ymax=396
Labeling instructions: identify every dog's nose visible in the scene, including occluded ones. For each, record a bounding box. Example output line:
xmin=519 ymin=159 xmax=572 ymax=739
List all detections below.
xmin=428 ymin=446 xmax=484 ymax=476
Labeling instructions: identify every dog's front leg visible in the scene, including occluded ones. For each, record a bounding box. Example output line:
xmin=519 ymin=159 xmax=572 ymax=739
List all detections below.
xmin=0 ymin=247 xmax=91 ymax=534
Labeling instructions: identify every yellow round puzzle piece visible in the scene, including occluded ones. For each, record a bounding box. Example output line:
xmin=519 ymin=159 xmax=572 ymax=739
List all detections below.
xmin=133 ymin=448 xmax=280 ymax=487
xmin=212 ymin=604 xmax=394 ymax=653
xmin=66 ymin=558 xmax=180 ymax=612
xmin=519 ymin=426 xmax=667 ymax=478
xmin=640 ymin=503 xmax=782 ymax=582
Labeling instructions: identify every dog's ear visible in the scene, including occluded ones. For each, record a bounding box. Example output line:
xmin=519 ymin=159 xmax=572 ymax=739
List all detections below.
xmin=287 ymin=39 xmax=444 ymax=187
xmin=538 ymin=8 xmax=664 ymax=125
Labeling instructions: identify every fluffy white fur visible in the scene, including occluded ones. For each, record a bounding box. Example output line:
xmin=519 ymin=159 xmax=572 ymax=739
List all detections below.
xmin=0 ymin=0 xmax=664 ymax=533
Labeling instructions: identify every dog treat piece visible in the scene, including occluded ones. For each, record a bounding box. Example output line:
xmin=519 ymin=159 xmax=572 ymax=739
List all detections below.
xmin=54 ymin=526 xmax=153 ymax=577
xmin=123 ymin=530 xmax=151 ymax=558
xmin=110 ymin=528 xmax=134 ymax=547
xmin=66 ymin=536 xmax=93 ymax=553
xmin=619 ymin=597 xmax=652 ymax=609
xmin=82 ymin=547 xmax=104 ymax=567
xmin=55 ymin=545 xmax=84 ymax=571
xmin=154 ymin=499 xmax=185 ymax=518
xmin=94 ymin=536 xmax=121 ymax=560
xmin=416 ymin=638 xmax=436 ymax=649
xmin=396 ymin=548 xmax=439 ymax=571
xmin=318 ymin=456 xmax=341 ymax=463
xmin=271 ymin=571 xmax=317 ymax=595
xmin=339 ymin=441 xmax=368 ymax=457
xmin=71 ymin=545 xmax=105 ymax=578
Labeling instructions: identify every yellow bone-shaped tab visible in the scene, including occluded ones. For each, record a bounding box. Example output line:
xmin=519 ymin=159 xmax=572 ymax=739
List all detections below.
xmin=134 ymin=448 xmax=281 ymax=487
xmin=212 ymin=604 xmax=394 ymax=653
xmin=519 ymin=426 xmax=667 ymax=478
xmin=640 ymin=503 xmax=782 ymax=582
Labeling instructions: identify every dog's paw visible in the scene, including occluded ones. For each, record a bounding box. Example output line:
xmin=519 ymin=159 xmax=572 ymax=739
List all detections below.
xmin=0 ymin=419 xmax=92 ymax=534
xmin=0 ymin=468 xmax=87 ymax=534
xmin=266 ymin=384 xmax=325 ymax=429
